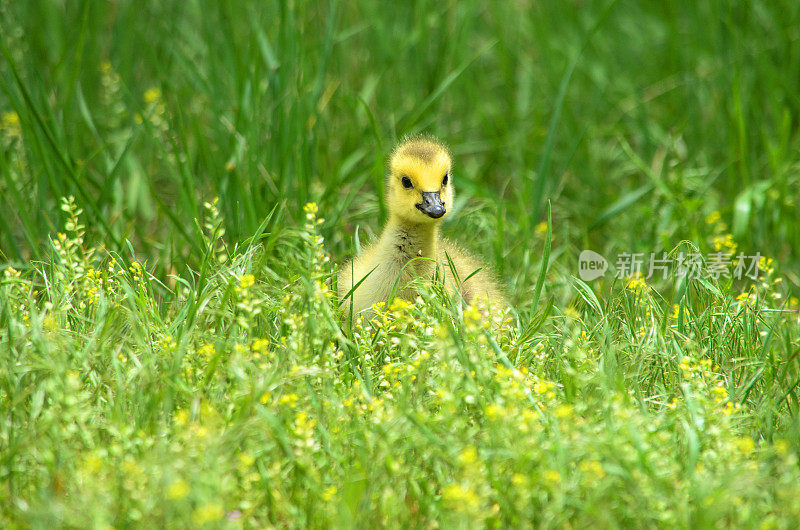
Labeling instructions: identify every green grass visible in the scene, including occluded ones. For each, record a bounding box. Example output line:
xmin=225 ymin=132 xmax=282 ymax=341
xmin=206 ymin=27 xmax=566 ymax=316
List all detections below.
xmin=2 ymin=0 xmax=800 ymax=527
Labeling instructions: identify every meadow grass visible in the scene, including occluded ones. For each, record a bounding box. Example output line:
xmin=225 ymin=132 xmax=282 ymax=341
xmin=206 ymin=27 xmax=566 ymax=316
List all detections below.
xmin=2 ymin=0 xmax=800 ymax=527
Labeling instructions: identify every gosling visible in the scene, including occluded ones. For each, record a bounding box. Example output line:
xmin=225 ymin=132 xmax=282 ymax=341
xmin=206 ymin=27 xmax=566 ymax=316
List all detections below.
xmin=338 ymin=136 xmax=504 ymax=317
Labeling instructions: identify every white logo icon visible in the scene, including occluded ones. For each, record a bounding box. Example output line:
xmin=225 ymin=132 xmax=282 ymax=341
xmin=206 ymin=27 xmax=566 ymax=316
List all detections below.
xmin=578 ymin=250 xmax=608 ymax=281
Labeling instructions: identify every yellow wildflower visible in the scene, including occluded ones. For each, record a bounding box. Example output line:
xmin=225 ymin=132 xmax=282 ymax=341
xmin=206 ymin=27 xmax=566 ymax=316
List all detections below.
xmin=555 ymin=404 xmax=574 ymax=419
xmin=239 ymin=273 xmax=255 ymax=289
xmin=543 ymin=469 xmax=562 ymax=485
xmin=712 ymin=233 xmax=737 ymax=253
xmin=578 ymin=459 xmax=606 ymax=480
xmin=389 ymin=297 xmax=413 ymax=313
xmin=238 ymin=453 xmax=255 ymax=468
xmin=563 ymin=306 xmax=580 ymax=319
xmin=735 ymin=436 xmax=755 ymax=456
xmin=303 ymin=202 xmax=318 ymax=221
xmin=252 ymin=338 xmax=270 ymax=353
xmin=624 ymin=273 xmax=649 ymax=292
xmin=167 ymin=479 xmax=189 ymax=500
xmin=144 ymin=87 xmax=161 ymax=104
xmin=198 ymin=343 xmax=215 ymax=359
xmin=485 ymin=403 xmax=501 ymax=421
xmin=1 ymin=111 xmax=20 ymax=130
xmin=533 ymin=380 xmax=555 ymax=395
xmin=462 ymin=305 xmax=482 ymax=328
xmin=442 ymin=483 xmax=480 ymax=512
xmin=192 ymin=502 xmax=224 ymax=524
xmin=322 ymin=485 xmax=337 ymax=501
xmin=458 ymin=446 xmax=478 ymax=466
xmin=278 ymin=393 xmax=299 ymax=407
xmin=174 ymin=409 xmax=190 ymax=426
xmin=82 ymin=453 xmax=103 ymax=474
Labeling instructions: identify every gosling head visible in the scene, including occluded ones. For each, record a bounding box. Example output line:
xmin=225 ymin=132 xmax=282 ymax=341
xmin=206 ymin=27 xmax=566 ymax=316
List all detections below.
xmin=387 ymin=136 xmax=453 ymax=225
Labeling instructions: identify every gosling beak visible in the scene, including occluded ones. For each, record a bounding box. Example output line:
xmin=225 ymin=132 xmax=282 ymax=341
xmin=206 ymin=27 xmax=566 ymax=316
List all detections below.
xmin=416 ymin=191 xmax=446 ymax=219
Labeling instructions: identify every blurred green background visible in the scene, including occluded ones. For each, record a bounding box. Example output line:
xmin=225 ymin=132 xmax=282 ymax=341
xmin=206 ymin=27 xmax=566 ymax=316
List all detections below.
xmin=2 ymin=0 xmax=799 ymax=302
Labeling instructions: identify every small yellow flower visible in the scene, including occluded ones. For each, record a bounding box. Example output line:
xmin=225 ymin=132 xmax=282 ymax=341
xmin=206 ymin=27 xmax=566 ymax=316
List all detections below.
xmin=174 ymin=409 xmax=190 ymax=426
xmin=735 ymin=436 xmax=755 ymax=456
xmin=555 ymin=404 xmax=573 ymax=419
xmin=535 ymin=221 xmax=548 ymax=235
xmin=774 ymin=439 xmax=790 ymax=457
xmin=678 ymin=356 xmax=692 ymax=372
xmin=278 ymin=393 xmax=299 ymax=407
xmin=194 ymin=425 xmax=209 ymax=439
xmin=563 ymin=306 xmax=580 ymax=320
xmin=485 ymin=403 xmax=501 ymax=421
xmin=121 ymin=459 xmax=141 ymax=475
xmin=458 ymin=446 xmax=478 ymax=466
xmin=294 ymin=411 xmax=317 ymax=430
xmin=303 ymin=202 xmax=318 ymax=221
xmin=82 ymin=453 xmax=103 ymax=474
xmin=543 ymin=469 xmax=562 ymax=485
xmin=712 ymin=384 xmax=728 ymax=403
xmin=322 ymin=485 xmax=337 ymax=501
xmin=2 ymin=111 xmax=20 ymax=130
xmin=239 ymin=273 xmax=255 ymax=289
xmin=144 ymin=87 xmax=161 ymax=104
xmin=252 ymin=338 xmax=270 ymax=353
xmin=462 ymin=305 xmax=482 ymax=327
xmin=736 ymin=291 xmax=752 ymax=302
xmin=624 ymin=273 xmax=649 ymax=292
xmin=198 ymin=343 xmax=215 ymax=359
xmin=442 ymin=483 xmax=480 ymax=512
xmin=238 ymin=453 xmax=255 ymax=468
xmin=192 ymin=502 xmax=224 ymax=524
xmin=521 ymin=409 xmax=539 ymax=429
xmin=758 ymin=256 xmax=774 ymax=273
xmin=259 ymin=391 xmax=271 ymax=405
xmin=167 ymin=479 xmax=189 ymax=500
xmin=712 ymin=233 xmax=737 ymax=253
xmin=722 ymin=401 xmax=740 ymax=416
xmin=705 ymin=211 xmax=721 ymax=224
xmin=389 ymin=297 xmax=413 ymax=313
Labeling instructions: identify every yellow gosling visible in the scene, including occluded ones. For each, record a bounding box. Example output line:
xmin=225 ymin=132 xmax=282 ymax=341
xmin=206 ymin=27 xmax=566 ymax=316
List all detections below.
xmin=338 ymin=135 xmax=505 ymax=317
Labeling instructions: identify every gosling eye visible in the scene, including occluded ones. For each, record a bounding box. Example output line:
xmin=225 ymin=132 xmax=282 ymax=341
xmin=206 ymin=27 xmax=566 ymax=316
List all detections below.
xmin=401 ymin=176 xmax=413 ymax=189
xmin=442 ymin=172 xmax=449 ymax=186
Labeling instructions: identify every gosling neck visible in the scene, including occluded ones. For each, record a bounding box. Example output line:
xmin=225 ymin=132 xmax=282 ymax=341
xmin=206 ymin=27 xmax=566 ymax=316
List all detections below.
xmin=384 ymin=214 xmax=440 ymax=262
